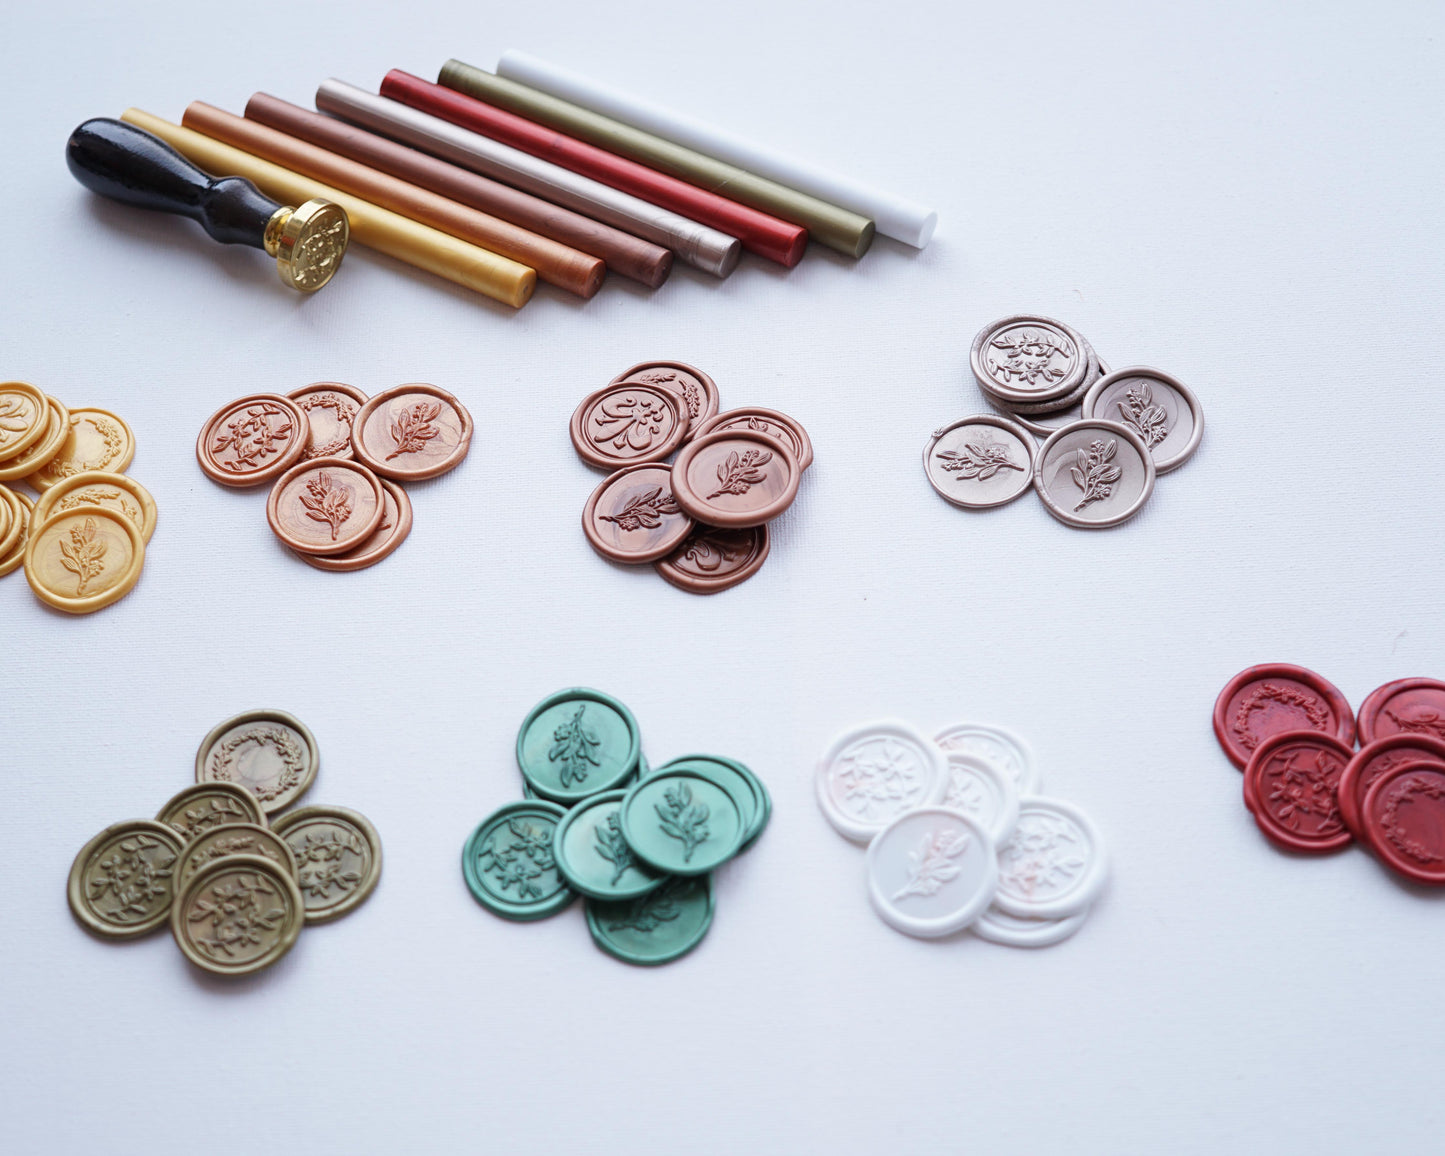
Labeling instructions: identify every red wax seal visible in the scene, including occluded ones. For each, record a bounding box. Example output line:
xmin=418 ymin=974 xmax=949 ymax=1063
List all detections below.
xmin=1361 ymin=761 xmax=1445 ymax=885
xmin=1355 ymin=678 xmax=1445 ymax=746
xmin=669 ymin=429 xmax=800 ymax=529
xmin=1213 ymin=663 xmax=1355 ymax=769
xmin=1244 ymin=731 xmax=1354 ymax=854
xmin=197 ymin=393 xmax=308 ymax=487
xmin=655 ymin=524 xmax=770 ymax=595
xmin=1336 ymin=734 xmax=1445 ymax=840
xmin=582 ymin=463 xmax=694 ymax=564
xmin=570 ymin=381 xmax=687 ymax=471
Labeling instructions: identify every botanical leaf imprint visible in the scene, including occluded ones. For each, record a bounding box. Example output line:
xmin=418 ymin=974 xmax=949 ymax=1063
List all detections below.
xmin=1261 ymin=749 xmax=1344 ymax=834
xmin=593 ymin=812 xmax=636 ymax=884
xmin=208 ymin=727 xmax=305 ymax=802
xmin=187 ymin=834 xmax=281 ymax=877
xmin=943 ymin=769 xmax=988 ymax=814
xmin=289 ymin=827 xmax=366 ymax=900
xmin=834 ymin=740 xmax=924 ymax=820
xmin=998 ymin=814 xmax=1087 ymax=898
xmin=633 ymin=369 xmax=701 ymax=419
xmin=599 ymin=485 xmax=679 ymax=532
xmin=892 ymin=828 xmax=970 ymax=901
xmin=169 ymin=796 xmax=250 ymax=840
xmin=298 ymin=470 xmax=354 ymax=540
xmin=298 ymin=392 xmax=358 ymax=458
xmin=87 ymin=835 xmax=175 ymax=922
xmin=56 ymin=516 xmax=107 ymax=595
xmin=1380 ymin=773 xmax=1445 ymax=863
xmin=655 ymin=782 xmax=710 ymax=862
xmin=292 ymin=217 xmax=347 ymax=289
xmin=387 ymin=401 xmax=443 ymax=460
xmin=43 ymin=416 xmax=128 ymax=481
xmin=1383 ymin=705 xmax=1445 ymax=741
xmin=986 ymin=328 xmax=1075 ymax=387
xmin=56 ymin=489 xmax=141 ymax=527
xmin=479 ymin=817 xmax=557 ymax=900
xmin=549 ymin=705 xmax=602 ymax=787
xmin=707 ymin=449 xmax=772 ymax=499
xmin=607 ymin=879 xmax=684 ymax=933
xmin=213 ymin=404 xmax=293 ymax=471
xmin=0 ymin=395 xmax=31 ymax=441
xmin=1116 ymin=383 xmax=1170 ymax=448
xmin=936 ymin=433 xmax=1025 ymax=481
xmin=1069 ymin=439 xmax=1123 ymax=511
xmin=185 ymin=871 xmax=286 ymax=959
xmin=1231 ymin=684 xmax=1330 ymax=751
xmin=592 ymin=393 xmax=672 ymax=453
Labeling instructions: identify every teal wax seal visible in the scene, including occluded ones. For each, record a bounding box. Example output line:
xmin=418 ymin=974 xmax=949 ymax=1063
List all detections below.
xmin=552 ymin=789 xmax=666 ymax=901
xmin=523 ymin=754 xmax=648 ymax=804
xmin=650 ymin=754 xmax=771 ymax=851
xmin=461 ymin=801 xmax=576 ymax=921
xmin=516 ymin=688 xmax=641 ymax=805
xmin=585 ymin=875 xmax=714 ymax=966
xmin=619 ymin=768 xmax=745 ymax=876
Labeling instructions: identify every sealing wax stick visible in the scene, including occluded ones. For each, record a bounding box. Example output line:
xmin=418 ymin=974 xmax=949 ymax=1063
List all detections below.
xmin=438 ymin=59 xmax=875 ymax=259
xmin=496 ymin=49 xmax=937 ymax=249
xmin=181 ymin=101 xmax=602 ymax=299
xmin=244 ymin=92 xmax=671 ymax=289
xmin=380 ymin=70 xmax=805 ymax=267
xmin=122 ymin=109 xmax=535 ymax=308
xmin=315 ymin=80 xmax=740 ymax=278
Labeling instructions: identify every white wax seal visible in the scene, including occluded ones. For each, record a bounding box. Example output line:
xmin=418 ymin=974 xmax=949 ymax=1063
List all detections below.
xmin=816 ymin=720 xmax=946 ymax=843
xmin=933 ymin=722 xmax=1039 ymax=795
xmin=940 ymin=751 xmax=1019 ymax=844
xmin=992 ymin=797 xmax=1108 ymax=920
xmin=865 ymin=807 xmax=997 ymax=939
xmin=971 ymin=904 xmax=1091 ymax=948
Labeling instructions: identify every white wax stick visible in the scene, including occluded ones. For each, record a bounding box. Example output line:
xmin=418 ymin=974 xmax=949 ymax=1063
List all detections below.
xmin=496 ymin=49 xmax=938 ymax=249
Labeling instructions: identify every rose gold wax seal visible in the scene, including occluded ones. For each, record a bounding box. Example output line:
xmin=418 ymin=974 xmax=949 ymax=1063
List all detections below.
xmin=287 ymin=381 xmax=369 ymax=461
xmin=655 ymin=524 xmax=770 ymax=594
xmin=669 ymin=428 xmax=800 ymax=529
xmin=352 ymin=383 xmax=473 ymax=481
xmin=266 ymin=457 xmax=386 ymax=556
xmin=693 ymin=407 xmax=813 ymax=471
xmin=571 ymin=380 xmax=687 ymax=471
xmin=609 ymin=361 xmax=720 ymax=437
xmin=197 ymin=393 xmax=309 ymax=487
xmin=583 ymin=463 xmax=695 ymax=564
xmin=296 ymin=478 xmax=413 ymax=572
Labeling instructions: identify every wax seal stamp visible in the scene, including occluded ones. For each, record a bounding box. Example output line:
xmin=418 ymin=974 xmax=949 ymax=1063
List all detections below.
xmin=295 ymin=478 xmax=412 ymax=572
xmin=1244 ymin=731 xmax=1354 ymax=854
xmin=68 ymin=819 xmax=185 ymax=939
xmin=157 ymin=782 xmax=266 ymax=841
xmin=609 ymin=361 xmax=720 ymax=436
xmin=29 ymin=408 xmax=136 ymax=491
xmin=923 ymin=414 xmax=1036 ymax=510
xmin=1032 ymin=419 xmax=1155 ymax=529
xmin=271 ymin=806 xmax=383 ymax=923
xmin=23 ymin=504 xmax=145 ymax=614
xmin=867 ymin=807 xmax=998 ymax=939
xmin=171 ymin=855 xmax=306 ymax=976
xmin=1213 ymin=663 xmax=1356 ymax=769
xmin=654 ymin=524 xmax=769 ymax=595
xmin=288 ymin=381 xmax=369 ymax=460
xmin=267 ymin=457 xmax=386 ymax=556
xmin=197 ymin=394 xmax=308 ymax=487
xmin=1083 ymin=366 xmax=1203 ymax=475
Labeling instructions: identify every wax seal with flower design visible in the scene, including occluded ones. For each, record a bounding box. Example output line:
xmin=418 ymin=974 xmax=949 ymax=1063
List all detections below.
xmin=571 ymin=379 xmax=688 ymax=470
xmin=585 ymin=875 xmax=714 ymax=966
xmin=271 ymin=805 xmax=382 ymax=924
xmin=619 ymin=767 xmax=746 ymax=876
xmin=31 ymin=469 xmax=157 ymax=543
xmin=551 ymin=789 xmax=666 ymax=901
xmin=157 ymin=782 xmax=266 ymax=841
xmin=266 ymin=456 xmax=385 ymax=556
xmin=23 ymin=503 xmax=145 ymax=614
xmin=1355 ymin=677 xmax=1445 ymax=747
xmin=923 ymin=414 xmax=1036 ymax=510
xmin=1337 ymin=734 xmax=1445 ymax=840
xmin=692 ymin=406 xmax=812 ymax=470
xmin=68 ymin=819 xmax=185 ymax=939
xmin=582 ymin=463 xmax=694 ymax=564
xmin=669 ymin=428 xmax=800 ymax=529
xmin=294 ymin=477 xmax=413 ymax=573
xmin=0 ymin=488 xmax=34 ymax=578
xmin=176 ymin=822 xmax=298 ymax=889
xmin=970 ymin=315 xmax=1091 ymax=407
xmin=30 ymin=407 xmax=136 ymax=491
xmin=516 ymin=688 xmax=641 ymax=805
xmin=462 ymin=800 xmax=575 ymax=920
xmin=0 ymin=394 xmax=69 ymax=481
xmin=0 ymin=381 xmax=51 ymax=463
xmin=1243 ymin=731 xmax=1354 ymax=853
xmin=992 ymin=797 xmax=1109 ymax=920
xmin=815 ymin=720 xmax=947 ymax=843
xmin=171 ymin=854 xmax=306 ymax=976
xmin=287 ymin=381 xmax=369 ymax=460
xmin=1213 ymin=663 xmax=1356 ymax=770
xmin=195 ymin=709 xmax=320 ymax=814
xmin=351 ymin=383 xmax=473 ymax=481
xmin=1083 ymin=366 xmax=1203 ymax=475
xmin=654 ymin=523 xmax=769 ymax=595
xmin=608 ymin=361 xmax=720 ymax=439
xmin=1361 ymin=762 xmax=1445 ymax=885
xmin=196 ymin=393 xmax=308 ymax=487
xmin=867 ymin=807 xmax=998 ymax=939
xmin=1032 ymin=419 xmax=1155 ymax=529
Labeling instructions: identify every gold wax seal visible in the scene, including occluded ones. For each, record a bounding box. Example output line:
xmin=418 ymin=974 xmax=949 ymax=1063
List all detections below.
xmin=264 ymin=198 xmax=349 ymax=292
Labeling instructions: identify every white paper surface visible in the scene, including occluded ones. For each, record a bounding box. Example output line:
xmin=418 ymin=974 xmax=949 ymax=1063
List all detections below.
xmin=2 ymin=2 xmax=1443 ymax=1153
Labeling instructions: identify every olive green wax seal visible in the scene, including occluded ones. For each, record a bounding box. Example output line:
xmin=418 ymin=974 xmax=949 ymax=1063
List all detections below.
xmin=619 ymin=768 xmax=745 ymax=876
xmin=463 ymin=801 xmax=576 ymax=920
xmin=586 ymin=875 xmax=714 ymax=966
xmin=176 ymin=822 xmax=298 ymax=889
xmin=68 ymin=819 xmax=185 ymax=939
xmin=552 ymin=789 xmax=666 ymax=901
xmin=194 ymin=708 xmax=319 ymax=814
xmin=271 ymin=805 xmax=382 ymax=924
xmin=157 ymin=782 xmax=265 ymax=842
xmin=171 ymin=854 xmax=306 ymax=977
xmin=516 ymin=688 xmax=641 ymax=805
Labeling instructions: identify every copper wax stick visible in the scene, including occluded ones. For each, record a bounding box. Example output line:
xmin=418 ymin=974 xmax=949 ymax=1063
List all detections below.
xmin=120 ymin=109 xmax=536 ymax=308
xmin=315 ymin=80 xmax=741 ymax=278
xmin=244 ymin=93 xmax=671 ymax=289
xmin=181 ymin=101 xmax=602 ymax=299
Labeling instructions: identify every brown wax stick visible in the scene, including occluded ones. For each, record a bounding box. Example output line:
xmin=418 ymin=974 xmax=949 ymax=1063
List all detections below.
xmin=245 ymin=93 xmax=670 ymax=289
xmin=181 ymin=101 xmax=604 ymax=299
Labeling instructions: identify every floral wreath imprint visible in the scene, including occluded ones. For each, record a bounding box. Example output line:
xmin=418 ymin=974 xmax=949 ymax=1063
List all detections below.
xmin=570 ymin=381 xmax=687 ymax=470
xmin=24 ymin=504 xmax=145 ymax=614
xmin=171 ymin=855 xmax=305 ymax=977
xmin=1082 ymin=366 xmax=1203 ymax=476
xmin=1243 ymin=730 xmax=1354 ymax=853
xmin=461 ymin=801 xmax=574 ymax=921
xmin=31 ymin=469 xmax=157 ymax=543
xmin=0 ymin=395 xmax=69 ymax=482
xmin=288 ymin=381 xmax=369 ymax=461
xmin=866 ymin=808 xmax=999 ymax=939
xmin=1212 ymin=663 xmax=1355 ymax=769
xmin=271 ymin=806 xmax=382 ymax=924
xmin=266 ymin=457 xmax=385 ymax=556
xmin=654 ymin=523 xmax=770 ymax=595
xmin=195 ymin=709 xmax=320 ymax=814
xmin=68 ymin=819 xmax=185 ymax=939
xmin=1361 ymin=762 xmax=1445 ymax=885
xmin=670 ymin=428 xmax=800 ymax=529
xmin=1337 ymin=733 xmax=1445 ymax=840
xmin=196 ymin=394 xmax=307 ymax=487
xmin=608 ymin=361 xmax=721 ymax=439
xmin=352 ymin=383 xmax=473 ymax=482
xmin=30 ymin=407 xmax=136 ymax=491
xmin=923 ymin=414 xmax=1036 ymax=510
xmin=816 ymin=720 xmax=948 ymax=842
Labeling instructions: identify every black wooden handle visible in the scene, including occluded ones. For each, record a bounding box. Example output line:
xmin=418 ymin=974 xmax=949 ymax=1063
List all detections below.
xmin=67 ymin=117 xmax=281 ymax=250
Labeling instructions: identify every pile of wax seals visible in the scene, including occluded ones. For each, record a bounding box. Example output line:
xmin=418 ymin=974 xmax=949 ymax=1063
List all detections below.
xmin=816 ymin=719 xmax=1108 ymax=946
xmin=571 ymin=361 xmax=812 ymax=594
xmin=1215 ymin=665 xmax=1445 ymax=886
xmin=67 ymin=709 xmax=381 ymax=976
xmin=462 ymin=688 xmax=770 ymax=965
xmin=923 ymin=315 xmax=1204 ymax=529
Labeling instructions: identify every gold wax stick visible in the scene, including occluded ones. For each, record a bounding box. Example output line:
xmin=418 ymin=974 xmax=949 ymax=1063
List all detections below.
xmin=121 ymin=109 xmax=536 ymax=309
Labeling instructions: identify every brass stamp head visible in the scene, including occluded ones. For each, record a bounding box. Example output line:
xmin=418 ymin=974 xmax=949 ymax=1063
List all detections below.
xmin=264 ymin=199 xmax=348 ymax=292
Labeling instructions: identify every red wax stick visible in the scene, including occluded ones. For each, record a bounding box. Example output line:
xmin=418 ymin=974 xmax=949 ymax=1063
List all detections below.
xmin=380 ymin=70 xmax=807 ymax=267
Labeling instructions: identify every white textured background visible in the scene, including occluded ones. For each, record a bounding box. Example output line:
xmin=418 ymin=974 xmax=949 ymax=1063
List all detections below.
xmin=2 ymin=1 xmax=1443 ymax=1152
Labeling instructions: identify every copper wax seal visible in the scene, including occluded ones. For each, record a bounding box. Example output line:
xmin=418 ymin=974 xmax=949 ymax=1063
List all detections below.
xmin=655 ymin=524 xmax=770 ymax=594
xmin=266 ymin=456 xmax=386 ymax=556
xmin=669 ymin=428 xmax=800 ymax=528
xmin=197 ymin=393 xmax=309 ymax=487
xmin=287 ymin=381 xmax=369 ymax=460
xmin=571 ymin=380 xmax=687 ymax=470
xmin=582 ymin=463 xmax=694 ymax=564
xmin=296 ymin=478 xmax=413 ymax=572
xmin=609 ymin=361 xmax=720 ymax=436
xmin=693 ymin=407 xmax=813 ymax=470
xmin=351 ymin=383 xmax=473 ymax=481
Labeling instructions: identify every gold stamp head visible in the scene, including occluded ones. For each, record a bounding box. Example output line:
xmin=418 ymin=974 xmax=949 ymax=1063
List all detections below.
xmin=264 ymin=199 xmax=348 ymax=292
